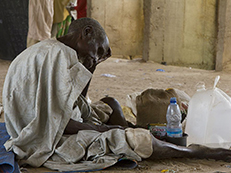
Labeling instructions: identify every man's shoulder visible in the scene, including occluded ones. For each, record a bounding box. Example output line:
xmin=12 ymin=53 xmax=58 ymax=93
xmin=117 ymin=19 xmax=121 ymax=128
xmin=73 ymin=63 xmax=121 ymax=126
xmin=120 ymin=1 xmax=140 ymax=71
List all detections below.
xmin=37 ymin=39 xmax=72 ymax=51
xmin=13 ymin=38 xmax=76 ymax=66
xmin=26 ymin=39 xmax=75 ymax=57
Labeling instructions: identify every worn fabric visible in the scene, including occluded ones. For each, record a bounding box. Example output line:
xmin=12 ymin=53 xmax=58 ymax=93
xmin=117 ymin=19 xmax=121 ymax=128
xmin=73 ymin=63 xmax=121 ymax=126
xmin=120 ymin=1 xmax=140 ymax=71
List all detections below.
xmin=54 ymin=0 xmax=72 ymax=38
xmin=27 ymin=0 xmax=71 ymax=47
xmin=3 ymin=39 xmax=92 ymax=167
xmin=71 ymin=95 xmax=112 ymax=125
xmin=56 ymin=15 xmax=72 ymax=38
xmin=90 ymin=100 xmax=112 ymax=124
xmin=73 ymin=0 xmax=87 ymax=19
xmin=53 ymin=0 xmax=70 ymax=24
xmin=43 ymin=128 xmax=152 ymax=172
xmin=125 ymin=128 xmax=153 ymax=159
xmin=43 ymin=128 xmax=149 ymax=172
xmin=27 ymin=0 xmax=54 ymax=41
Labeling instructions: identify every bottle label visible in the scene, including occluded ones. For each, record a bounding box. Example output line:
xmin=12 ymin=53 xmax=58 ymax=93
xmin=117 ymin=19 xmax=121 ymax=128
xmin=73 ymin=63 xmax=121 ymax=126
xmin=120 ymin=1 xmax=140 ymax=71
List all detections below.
xmin=148 ymin=123 xmax=166 ymax=139
xmin=167 ymin=129 xmax=182 ymax=138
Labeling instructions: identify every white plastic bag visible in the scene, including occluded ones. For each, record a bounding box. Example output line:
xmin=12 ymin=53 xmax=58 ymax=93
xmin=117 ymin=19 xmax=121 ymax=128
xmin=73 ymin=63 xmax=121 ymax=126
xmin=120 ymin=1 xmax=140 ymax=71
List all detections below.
xmin=185 ymin=76 xmax=231 ymax=149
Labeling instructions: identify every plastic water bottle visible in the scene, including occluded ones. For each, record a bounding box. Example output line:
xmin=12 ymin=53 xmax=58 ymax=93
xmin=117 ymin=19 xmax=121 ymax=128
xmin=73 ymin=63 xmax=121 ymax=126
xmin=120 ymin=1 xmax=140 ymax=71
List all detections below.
xmin=166 ymin=97 xmax=183 ymax=138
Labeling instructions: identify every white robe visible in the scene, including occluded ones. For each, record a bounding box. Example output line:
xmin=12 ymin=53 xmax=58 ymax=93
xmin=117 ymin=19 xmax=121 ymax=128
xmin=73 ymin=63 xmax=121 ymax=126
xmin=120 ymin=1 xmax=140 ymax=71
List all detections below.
xmin=3 ymin=39 xmax=92 ymax=166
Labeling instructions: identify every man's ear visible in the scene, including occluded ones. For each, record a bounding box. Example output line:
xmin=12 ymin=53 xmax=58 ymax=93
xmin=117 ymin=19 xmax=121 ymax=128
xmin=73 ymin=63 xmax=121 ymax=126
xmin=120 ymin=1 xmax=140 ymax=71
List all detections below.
xmin=82 ymin=26 xmax=93 ymax=38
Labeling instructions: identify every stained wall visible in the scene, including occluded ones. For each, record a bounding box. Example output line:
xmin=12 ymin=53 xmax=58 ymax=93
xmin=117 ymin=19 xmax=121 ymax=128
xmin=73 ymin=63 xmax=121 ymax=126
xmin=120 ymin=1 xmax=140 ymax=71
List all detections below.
xmin=88 ymin=0 xmax=231 ymax=70
xmin=88 ymin=0 xmax=144 ymax=58
xmin=143 ymin=0 xmax=217 ymax=70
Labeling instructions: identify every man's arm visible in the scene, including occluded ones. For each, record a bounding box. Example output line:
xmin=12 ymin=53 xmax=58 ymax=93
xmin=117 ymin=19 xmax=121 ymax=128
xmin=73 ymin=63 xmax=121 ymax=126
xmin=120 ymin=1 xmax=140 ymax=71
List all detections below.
xmin=64 ymin=119 xmax=124 ymax=134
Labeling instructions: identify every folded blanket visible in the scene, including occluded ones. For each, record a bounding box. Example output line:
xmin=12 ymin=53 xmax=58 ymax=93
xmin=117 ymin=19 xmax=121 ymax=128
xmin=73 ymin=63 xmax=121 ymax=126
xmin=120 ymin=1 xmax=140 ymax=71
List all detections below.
xmin=0 ymin=123 xmax=20 ymax=173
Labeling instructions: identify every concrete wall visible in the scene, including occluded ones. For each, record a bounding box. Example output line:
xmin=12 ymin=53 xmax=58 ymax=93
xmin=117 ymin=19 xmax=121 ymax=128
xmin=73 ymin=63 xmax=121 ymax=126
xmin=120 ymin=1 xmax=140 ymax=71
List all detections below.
xmin=143 ymin=0 xmax=218 ymax=70
xmin=88 ymin=0 xmax=231 ymax=70
xmin=216 ymin=0 xmax=231 ymax=71
xmin=88 ymin=0 xmax=144 ymax=58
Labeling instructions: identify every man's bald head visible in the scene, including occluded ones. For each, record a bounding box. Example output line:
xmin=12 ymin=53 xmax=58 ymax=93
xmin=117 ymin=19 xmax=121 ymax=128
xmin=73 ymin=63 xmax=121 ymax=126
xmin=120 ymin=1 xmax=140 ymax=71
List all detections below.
xmin=58 ymin=17 xmax=111 ymax=72
xmin=68 ymin=17 xmax=106 ymax=39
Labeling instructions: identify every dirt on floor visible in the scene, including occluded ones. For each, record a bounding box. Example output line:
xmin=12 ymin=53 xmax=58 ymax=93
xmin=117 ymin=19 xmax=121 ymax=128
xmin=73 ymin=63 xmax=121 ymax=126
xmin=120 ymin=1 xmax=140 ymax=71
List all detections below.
xmin=1 ymin=57 xmax=231 ymax=173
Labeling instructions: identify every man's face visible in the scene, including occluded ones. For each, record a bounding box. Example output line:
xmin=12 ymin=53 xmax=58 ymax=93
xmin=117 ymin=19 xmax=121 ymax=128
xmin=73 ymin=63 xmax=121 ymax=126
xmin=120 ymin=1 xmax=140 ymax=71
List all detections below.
xmin=77 ymin=34 xmax=111 ymax=71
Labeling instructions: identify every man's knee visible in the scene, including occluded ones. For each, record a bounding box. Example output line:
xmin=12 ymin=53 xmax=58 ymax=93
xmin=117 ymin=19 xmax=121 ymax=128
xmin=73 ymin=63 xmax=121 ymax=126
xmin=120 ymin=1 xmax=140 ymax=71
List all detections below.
xmin=100 ymin=96 xmax=128 ymax=127
xmin=100 ymin=96 xmax=120 ymax=109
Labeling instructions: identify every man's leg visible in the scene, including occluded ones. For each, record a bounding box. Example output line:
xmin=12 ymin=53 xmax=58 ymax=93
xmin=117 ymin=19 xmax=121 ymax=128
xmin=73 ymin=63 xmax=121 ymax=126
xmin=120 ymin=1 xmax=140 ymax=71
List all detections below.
xmin=100 ymin=96 xmax=231 ymax=162
xmin=100 ymin=96 xmax=128 ymax=127
xmin=149 ymin=135 xmax=231 ymax=162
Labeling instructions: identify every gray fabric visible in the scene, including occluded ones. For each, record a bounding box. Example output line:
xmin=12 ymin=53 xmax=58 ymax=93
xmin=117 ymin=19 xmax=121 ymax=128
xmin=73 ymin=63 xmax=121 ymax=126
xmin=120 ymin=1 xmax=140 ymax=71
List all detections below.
xmin=89 ymin=100 xmax=112 ymax=124
xmin=3 ymin=39 xmax=92 ymax=167
xmin=71 ymin=94 xmax=92 ymax=123
xmin=44 ymin=129 xmax=142 ymax=172
xmin=72 ymin=95 xmax=112 ymax=125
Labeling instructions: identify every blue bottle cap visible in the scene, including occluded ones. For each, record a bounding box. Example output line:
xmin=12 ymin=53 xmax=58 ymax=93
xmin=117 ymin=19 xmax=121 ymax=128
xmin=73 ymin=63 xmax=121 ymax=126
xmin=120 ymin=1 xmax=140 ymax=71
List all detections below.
xmin=170 ymin=97 xmax=177 ymax=104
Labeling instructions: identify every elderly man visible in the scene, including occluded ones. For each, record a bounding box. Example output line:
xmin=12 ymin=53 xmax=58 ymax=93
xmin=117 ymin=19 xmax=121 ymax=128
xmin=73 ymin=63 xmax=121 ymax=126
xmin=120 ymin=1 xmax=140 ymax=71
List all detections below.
xmin=3 ymin=18 xmax=231 ymax=172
